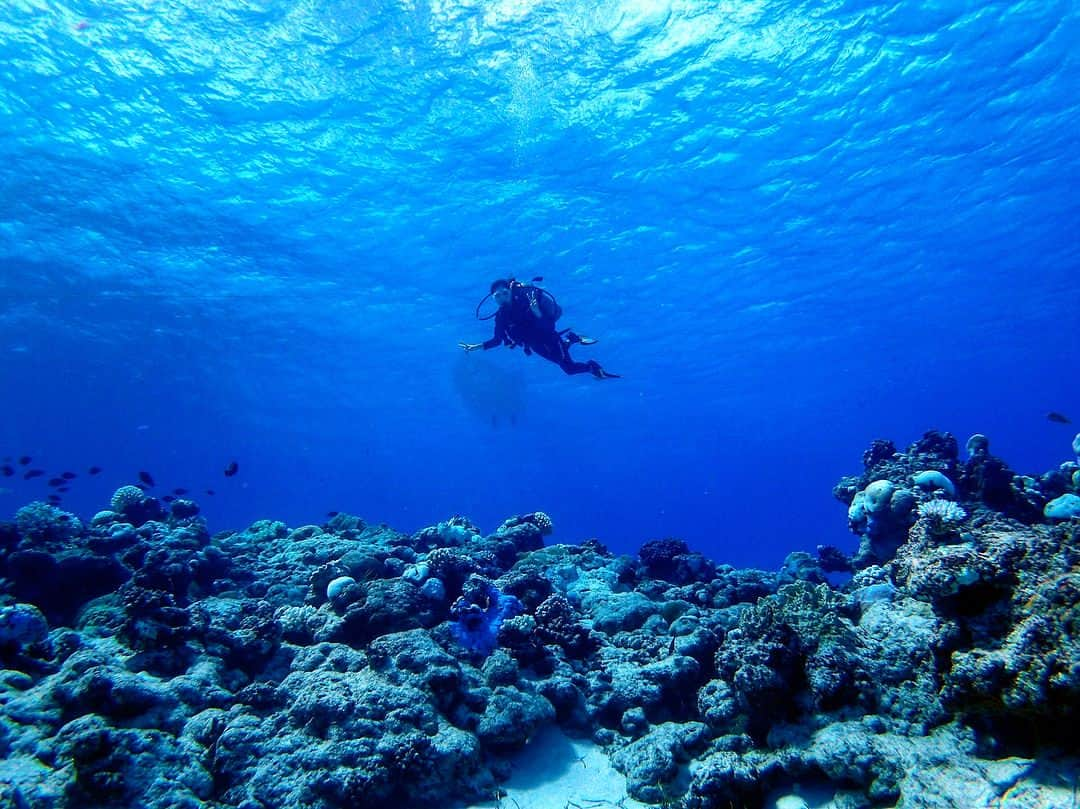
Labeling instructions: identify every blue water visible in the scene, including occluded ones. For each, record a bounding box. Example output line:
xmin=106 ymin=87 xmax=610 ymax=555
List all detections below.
xmin=1 ymin=0 xmax=1077 ymax=570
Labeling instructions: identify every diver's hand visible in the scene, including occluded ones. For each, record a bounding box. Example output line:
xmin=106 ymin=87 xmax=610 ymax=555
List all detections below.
xmin=459 ymin=342 xmax=483 ymax=352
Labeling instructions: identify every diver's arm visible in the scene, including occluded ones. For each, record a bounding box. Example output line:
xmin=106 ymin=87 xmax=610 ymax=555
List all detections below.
xmin=458 ymin=333 xmax=501 ymax=351
xmin=481 ymin=314 xmax=507 ymax=350
xmin=459 ymin=321 xmax=502 ymax=352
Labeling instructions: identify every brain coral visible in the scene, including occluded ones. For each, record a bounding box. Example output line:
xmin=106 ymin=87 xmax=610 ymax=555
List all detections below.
xmin=110 ymin=485 xmax=146 ymax=513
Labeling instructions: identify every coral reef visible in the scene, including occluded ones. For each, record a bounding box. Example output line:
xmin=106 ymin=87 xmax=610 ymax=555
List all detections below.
xmin=0 ymin=433 xmax=1077 ymax=808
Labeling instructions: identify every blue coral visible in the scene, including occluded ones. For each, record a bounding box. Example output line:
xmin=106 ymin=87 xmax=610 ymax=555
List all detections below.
xmin=449 ymin=577 xmax=521 ymax=656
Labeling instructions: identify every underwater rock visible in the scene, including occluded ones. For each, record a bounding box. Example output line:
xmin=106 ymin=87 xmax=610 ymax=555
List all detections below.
xmin=496 ymin=568 xmax=554 ymax=611
xmin=325 ymin=575 xmax=355 ymax=600
xmin=476 ymin=685 xmax=554 ymax=750
xmin=847 ymin=480 xmax=917 ymax=567
xmin=610 ymin=721 xmax=709 ymax=802
xmin=816 ymin=544 xmax=852 ymax=573
xmin=777 ymin=551 xmax=829 ymax=585
xmin=1044 ymin=492 xmax=1080 ymax=520
xmin=339 ymin=578 xmax=434 ymax=645
xmin=169 ymin=498 xmax=200 ymax=520
xmin=0 ymin=602 xmax=49 ymax=647
xmin=1 ymin=430 xmax=1078 ymax=809
xmin=14 ymin=502 xmax=83 ymax=545
xmin=681 ymin=747 xmax=763 ymax=808
xmin=53 ymin=712 xmax=210 ymax=806
xmin=8 ymin=549 xmax=129 ymax=626
xmin=638 ymin=537 xmax=717 ymax=585
xmin=965 ymin=433 xmax=990 ymax=457
xmin=532 ymin=593 xmax=595 ymax=659
xmin=944 ymin=558 xmax=1080 ymax=747
xmin=591 ymin=655 xmax=701 ymax=729
xmin=862 ymin=437 xmax=896 ymax=470
xmin=494 ymin=512 xmax=551 ymax=552
xmin=912 ymin=469 xmax=957 ymax=497
xmin=197 ymin=597 xmax=285 ymax=679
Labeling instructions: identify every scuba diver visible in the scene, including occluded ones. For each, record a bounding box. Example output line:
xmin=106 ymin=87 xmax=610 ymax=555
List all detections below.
xmin=459 ymin=278 xmax=620 ymax=379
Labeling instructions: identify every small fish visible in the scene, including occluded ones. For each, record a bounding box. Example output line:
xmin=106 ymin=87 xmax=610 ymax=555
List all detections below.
xmin=223 ymin=460 xmax=239 ymax=477
xmin=173 ymin=487 xmax=188 ymax=495
xmin=206 ymin=489 xmax=215 ymax=495
xmin=61 ymin=471 xmax=76 ymax=480
xmin=24 ymin=469 xmax=44 ymax=479
xmin=88 ymin=466 xmax=102 ymax=475
xmin=48 ymin=477 xmax=65 ymax=487
xmin=1 ymin=465 xmax=13 ymax=477
xmin=1047 ymin=411 xmax=1072 ymax=424
xmin=19 ymin=456 xmax=32 ymax=465
xmin=47 ymin=495 xmax=62 ymax=503
xmin=138 ymin=470 xmax=155 ymax=487
xmin=327 ymin=511 xmax=339 ymax=518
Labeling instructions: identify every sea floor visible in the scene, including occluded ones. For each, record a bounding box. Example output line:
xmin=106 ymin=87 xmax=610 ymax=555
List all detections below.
xmin=463 ymin=725 xmax=652 ymax=809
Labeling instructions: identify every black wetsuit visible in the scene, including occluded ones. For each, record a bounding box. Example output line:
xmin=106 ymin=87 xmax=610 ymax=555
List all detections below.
xmin=482 ymin=286 xmax=597 ymax=376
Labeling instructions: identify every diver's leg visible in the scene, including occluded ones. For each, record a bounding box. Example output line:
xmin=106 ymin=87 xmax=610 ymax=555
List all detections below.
xmin=531 ymin=336 xmax=593 ymax=375
xmin=560 ymin=330 xmax=597 ymax=346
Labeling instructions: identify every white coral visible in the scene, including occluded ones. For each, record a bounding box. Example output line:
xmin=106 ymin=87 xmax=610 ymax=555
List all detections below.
xmin=917 ymin=499 xmax=967 ymax=525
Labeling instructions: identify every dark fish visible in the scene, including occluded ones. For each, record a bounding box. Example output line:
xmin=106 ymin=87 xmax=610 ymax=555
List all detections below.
xmin=24 ymin=469 xmax=45 ymax=479
xmin=223 ymin=460 xmax=239 ymax=477
xmin=48 ymin=478 xmax=65 ymax=487
xmin=173 ymin=487 xmax=188 ymax=495
xmin=162 ymin=495 xmax=176 ymax=503
xmin=138 ymin=470 xmax=155 ymax=487
xmin=1 ymin=465 xmax=13 ymax=477
xmin=206 ymin=489 xmax=215 ymax=495
xmin=48 ymin=495 xmax=62 ymax=503
xmin=88 ymin=466 xmax=102 ymax=475
xmin=62 ymin=471 xmax=76 ymax=480
xmin=1047 ymin=411 xmax=1071 ymax=424
xmin=327 ymin=511 xmax=339 ymax=518
xmin=19 ymin=456 xmax=31 ymax=465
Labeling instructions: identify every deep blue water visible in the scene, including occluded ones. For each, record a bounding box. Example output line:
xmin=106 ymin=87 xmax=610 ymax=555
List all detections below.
xmin=1 ymin=0 xmax=1077 ymax=570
